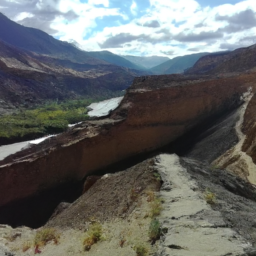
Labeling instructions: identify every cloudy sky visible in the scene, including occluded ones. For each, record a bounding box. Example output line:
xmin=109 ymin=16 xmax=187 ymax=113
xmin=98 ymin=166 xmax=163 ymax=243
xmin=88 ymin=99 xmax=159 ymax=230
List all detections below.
xmin=0 ymin=0 xmax=256 ymax=58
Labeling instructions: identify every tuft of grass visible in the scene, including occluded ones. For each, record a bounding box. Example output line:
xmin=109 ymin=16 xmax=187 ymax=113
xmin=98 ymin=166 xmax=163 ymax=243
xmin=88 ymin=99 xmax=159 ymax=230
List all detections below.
xmin=34 ymin=228 xmax=60 ymax=247
xmin=148 ymin=219 xmax=161 ymax=242
xmin=22 ymin=241 xmax=31 ymax=252
xmin=153 ymin=172 xmax=161 ymax=181
xmin=204 ymin=189 xmax=216 ymax=204
xmin=149 ymin=198 xmax=163 ymax=218
xmin=83 ymin=223 xmax=103 ymax=251
xmin=133 ymin=243 xmax=149 ymax=256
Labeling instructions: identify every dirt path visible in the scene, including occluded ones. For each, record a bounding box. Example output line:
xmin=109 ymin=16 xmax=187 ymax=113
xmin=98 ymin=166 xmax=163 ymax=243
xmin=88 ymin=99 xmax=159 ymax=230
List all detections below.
xmin=213 ymin=88 xmax=256 ymax=184
xmin=155 ymin=154 xmax=250 ymax=256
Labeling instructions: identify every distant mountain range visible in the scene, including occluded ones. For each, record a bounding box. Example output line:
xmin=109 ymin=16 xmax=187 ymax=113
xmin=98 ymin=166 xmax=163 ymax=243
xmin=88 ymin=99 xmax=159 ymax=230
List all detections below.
xmin=121 ymin=55 xmax=170 ymax=69
xmin=149 ymin=52 xmax=209 ymax=75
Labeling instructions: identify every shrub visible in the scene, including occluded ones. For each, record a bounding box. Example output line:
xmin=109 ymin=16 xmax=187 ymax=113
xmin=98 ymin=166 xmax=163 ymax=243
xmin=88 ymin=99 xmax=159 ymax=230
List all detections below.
xmin=34 ymin=228 xmax=60 ymax=247
xmin=83 ymin=223 xmax=103 ymax=251
xmin=149 ymin=198 xmax=163 ymax=218
xmin=133 ymin=243 xmax=149 ymax=256
xmin=148 ymin=219 xmax=161 ymax=242
xmin=205 ymin=189 xmax=216 ymax=204
xmin=153 ymin=172 xmax=161 ymax=181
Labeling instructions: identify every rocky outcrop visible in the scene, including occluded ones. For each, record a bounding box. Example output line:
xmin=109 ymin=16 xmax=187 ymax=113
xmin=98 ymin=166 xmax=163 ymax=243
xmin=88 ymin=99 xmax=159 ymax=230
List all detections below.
xmin=0 ymin=72 xmax=251 ymax=208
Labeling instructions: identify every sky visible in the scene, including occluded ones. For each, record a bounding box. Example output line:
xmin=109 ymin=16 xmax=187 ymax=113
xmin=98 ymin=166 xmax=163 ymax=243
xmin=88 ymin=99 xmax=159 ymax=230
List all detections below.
xmin=0 ymin=0 xmax=256 ymax=58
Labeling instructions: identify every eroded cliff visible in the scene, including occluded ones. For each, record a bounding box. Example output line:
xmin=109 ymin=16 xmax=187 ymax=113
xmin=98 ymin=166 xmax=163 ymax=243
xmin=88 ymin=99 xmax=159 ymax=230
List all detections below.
xmin=0 ymin=72 xmax=252 ymax=209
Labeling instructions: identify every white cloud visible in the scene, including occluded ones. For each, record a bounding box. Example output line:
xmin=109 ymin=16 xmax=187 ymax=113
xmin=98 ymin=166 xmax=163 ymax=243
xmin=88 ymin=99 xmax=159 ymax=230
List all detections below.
xmin=88 ymin=0 xmax=109 ymax=7
xmin=130 ymin=1 xmax=137 ymax=16
xmin=2 ymin=0 xmax=256 ymax=57
xmin=14 ymin=12 xmax=34 ymax=21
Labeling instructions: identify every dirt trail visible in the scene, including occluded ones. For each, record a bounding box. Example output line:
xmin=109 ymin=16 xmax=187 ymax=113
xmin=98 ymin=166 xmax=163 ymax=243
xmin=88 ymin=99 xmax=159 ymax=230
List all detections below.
xmin=213 ymin=88 xmax=256 ymax=184
xmin=156 ymin=154 xmax=250 ymax=256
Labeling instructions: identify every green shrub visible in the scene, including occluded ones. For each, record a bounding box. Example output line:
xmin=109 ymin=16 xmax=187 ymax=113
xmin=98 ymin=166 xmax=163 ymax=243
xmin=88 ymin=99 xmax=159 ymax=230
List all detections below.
xmin=34 ymin=228 xmax=60 ymax=247
xmin=133 ymin=243 xmax=148 ymax=256
xmin=204 ymin=189 xmax=216 ymax=204
xmin=149 ymin=198 xmax=163 ymax=218
xmin=83 ymin=223 xmax=103 ymax=251
xmin=149 ymin=219 xmax=161 ymax=242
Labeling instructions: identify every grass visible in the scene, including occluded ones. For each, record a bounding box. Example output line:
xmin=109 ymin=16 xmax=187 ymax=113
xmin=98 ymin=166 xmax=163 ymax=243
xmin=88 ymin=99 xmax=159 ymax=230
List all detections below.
xmin=148 ymin=219 xmax=161 ymax=242
xmin=149 ymin=197 xmax=163 ymax=218
xmin=83 ymin=222 xmax=103 ymax=251
xmin=133 ymin=243 xmax=149 ymax=256
xmin=34 ymin=228 xmax=60 ymax=247
xmin=22 ymin=241 xmax=31 ymax=252
xmin=204 ymin=189 xmax=216 ymax=204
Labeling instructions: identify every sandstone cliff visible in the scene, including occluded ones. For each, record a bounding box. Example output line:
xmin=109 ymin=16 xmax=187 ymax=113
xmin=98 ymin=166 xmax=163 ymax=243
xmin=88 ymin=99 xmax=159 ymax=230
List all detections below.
xmin=0 ymin=72 xmax=251 ymax=209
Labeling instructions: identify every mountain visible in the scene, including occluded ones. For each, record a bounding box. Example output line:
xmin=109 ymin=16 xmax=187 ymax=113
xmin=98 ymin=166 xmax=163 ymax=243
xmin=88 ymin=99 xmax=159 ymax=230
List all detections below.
xmin=186 ymin=45 xmax=256 ymax=75
xmin=0 ymin=39 xmax=141 ymax=114
xmin=150 ymin=52 xmax=209 ymax=74
xmin=0 ymin=13 xmax=147 ymax=71
xmin=0 ymin=13 xmax=106 ymax=65
xmin=87 ymin=51 xmax=146 ymax=70
xmin=121 ymin=55 xmax=170 ymax=69
xmin=0 ymin=13 xmax=150 ymax=115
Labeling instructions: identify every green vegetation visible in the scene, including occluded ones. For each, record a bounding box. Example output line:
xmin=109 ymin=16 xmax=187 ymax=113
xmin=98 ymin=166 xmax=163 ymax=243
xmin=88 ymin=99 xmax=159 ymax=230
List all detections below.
xmin=83 ymin=222 xmax=103 ymax=251
xmin=148 ymin=219 xmax=161 ymax=242
xmin=149 ymin=197 xmax=163 ymax=218
xmin=0 ymin=97 xmax=102 ymax=141
xmin=133 ymin=243 xmax=149 ymax=256
xmin=34 ymin=228 xmax=60 ymax=247
xmin=204 ymin=189 xmax=216 ymax=204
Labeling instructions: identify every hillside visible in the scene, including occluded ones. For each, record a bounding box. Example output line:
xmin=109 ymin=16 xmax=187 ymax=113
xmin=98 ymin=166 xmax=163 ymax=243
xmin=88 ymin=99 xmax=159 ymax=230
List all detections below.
xmin=185 ymin=45 xmax=256 ymax=74
xmin=0 ymin=39 xmax=140 ymax=113
xmin=0 ymin=12 xmax=148 ymax=71
xmin=150 ymin=52 xmax=208 ymax=74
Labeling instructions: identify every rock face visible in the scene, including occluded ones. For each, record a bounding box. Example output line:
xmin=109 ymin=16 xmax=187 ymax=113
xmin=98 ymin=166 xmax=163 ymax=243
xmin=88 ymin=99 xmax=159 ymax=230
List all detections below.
xmin=0 ymin=72 xmax=251 ymax=208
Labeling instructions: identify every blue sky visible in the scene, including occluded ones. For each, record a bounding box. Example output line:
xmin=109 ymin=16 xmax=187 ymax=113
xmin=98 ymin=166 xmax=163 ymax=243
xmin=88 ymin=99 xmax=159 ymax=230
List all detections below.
xmin=0 ymin=0 xmax=256 ymax=57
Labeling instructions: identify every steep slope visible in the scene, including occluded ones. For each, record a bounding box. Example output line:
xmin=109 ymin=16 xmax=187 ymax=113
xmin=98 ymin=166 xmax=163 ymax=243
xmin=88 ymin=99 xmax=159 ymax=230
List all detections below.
xmin=122 ymin=55 xmax=169 ymax=69
xmin=0 ymin=13 xmax=105 ymax=65
xmin=150 ymin=52 xmax=208 ymax=75
xmin=0 ymin=13 xmax=150 ymax=72
xmin=186 ymin=44 xmax=256 ymax=75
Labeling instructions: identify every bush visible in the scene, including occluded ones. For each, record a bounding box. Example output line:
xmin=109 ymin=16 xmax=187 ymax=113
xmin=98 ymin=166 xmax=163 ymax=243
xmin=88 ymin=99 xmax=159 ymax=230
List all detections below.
xmin=149 ymin=198 xmax=163 ymax=218
xmin=34 ymin=228 xmax=60 ymax=247
xmin=205 ymin=189 xmax=216 ymax=204
xmin=133 ymin=244 xmax=148 ymax=256
xmin=83 ymin=223 xmax=103 ymax=251
xmin=148 ymin=219 xmax=161 ymax=242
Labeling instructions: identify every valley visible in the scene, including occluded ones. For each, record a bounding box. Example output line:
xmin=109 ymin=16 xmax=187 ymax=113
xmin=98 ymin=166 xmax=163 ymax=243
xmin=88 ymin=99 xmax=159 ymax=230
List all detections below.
xmin=1 ymin=6 xmax=256 ymax=256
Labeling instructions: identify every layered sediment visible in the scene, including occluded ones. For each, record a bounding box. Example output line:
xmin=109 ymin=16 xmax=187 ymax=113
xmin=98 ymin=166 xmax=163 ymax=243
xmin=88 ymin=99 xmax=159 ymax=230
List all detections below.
xmin=0 ymin=73 xmax=253 ymax=207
